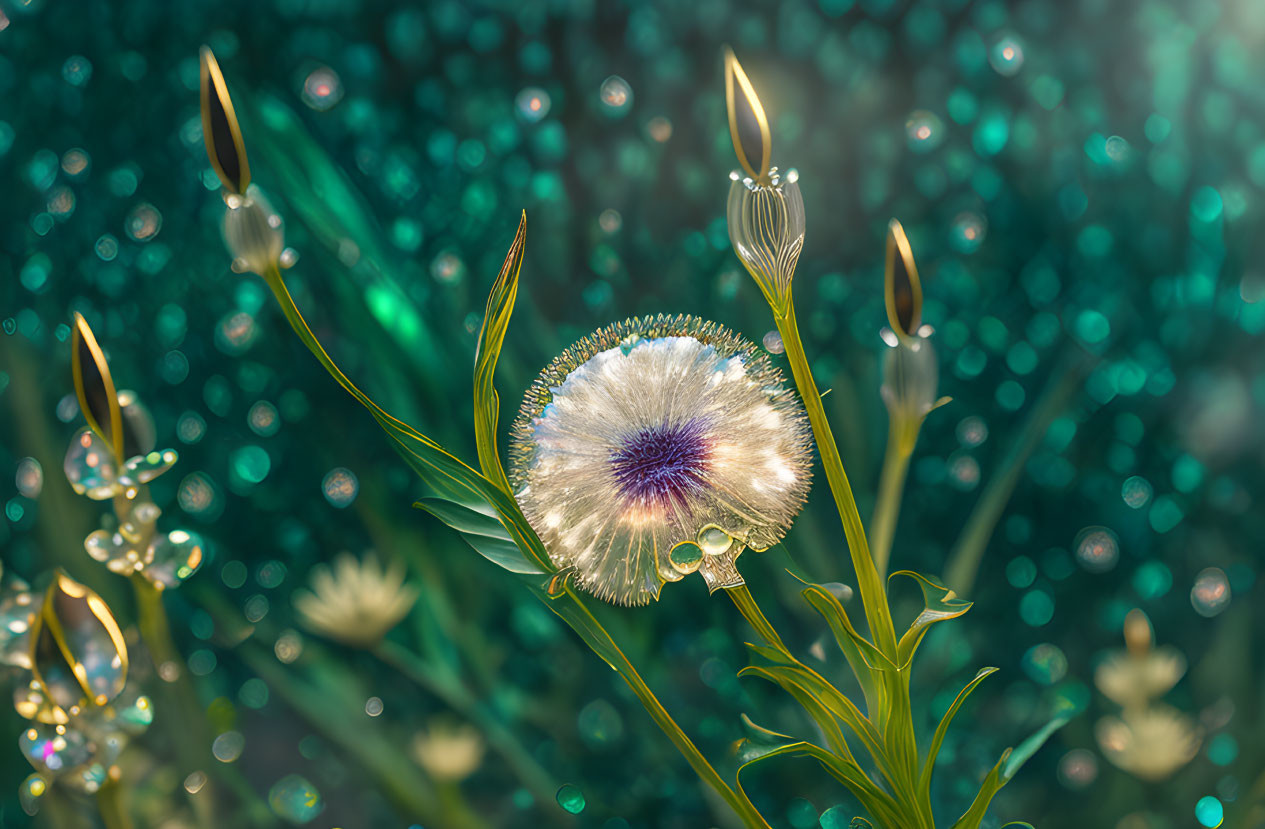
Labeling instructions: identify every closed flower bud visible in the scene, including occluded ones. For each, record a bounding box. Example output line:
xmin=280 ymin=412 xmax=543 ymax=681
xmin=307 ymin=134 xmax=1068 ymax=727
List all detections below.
xmin=224 ymin=186 xmax=285 ymax=276
xmin=880 ymin=335 xmax=940 ymax=455
xmin=727 ymin=169 xmax=804 ymax=316
xmin=29 ymin=573 xmax=128 ymax=717
xmin=723 ymin=48 xmax=803 ymax=316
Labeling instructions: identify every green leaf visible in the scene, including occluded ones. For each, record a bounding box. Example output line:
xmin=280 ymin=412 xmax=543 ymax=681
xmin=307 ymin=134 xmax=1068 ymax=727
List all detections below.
xmin=413 ymin=497 xmax=545 ymax=575
xmin=1003 ymin=713 xmax=1071 ymax=780
xmin=799 ymin=583 xmax=888 ymax=703
xmin=917 ymin=667 xmax=998 ymax=804
xmin=949 ymin=749 xmax=1010 ymax=829
xmin=737 ymin=660 xmax=898 ymax=794
xmin=736 ymin=741 xmax=908 ymax=829
xmin=473 ymin=213 xmax=526 ymax=495
xmin=949 ymin=712 xmax=1072 ymax=829
xmin=890 ymin=569 xmax=972 ymax=669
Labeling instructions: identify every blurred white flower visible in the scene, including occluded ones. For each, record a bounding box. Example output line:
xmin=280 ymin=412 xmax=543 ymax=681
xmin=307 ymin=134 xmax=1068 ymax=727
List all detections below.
xmin=1094 ymin=608 xmax=1186 ymax=708
xmin=510 ymin=315 xmax=813 ymax=606
xmin=1095 ymin=705 xmax=1201 ymax=782
xmin=293 ymin=554 xmax=418 ymax=648
xmin=412 ymin=720 xmax=485 ymax=782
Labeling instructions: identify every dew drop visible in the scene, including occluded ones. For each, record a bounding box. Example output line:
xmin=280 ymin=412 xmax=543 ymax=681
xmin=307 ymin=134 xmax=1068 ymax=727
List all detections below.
xmin=1057 ymin=748 xmax=1098 ymax=790
xmin=19 ymin=774 xmax=47 ymax=816
xmin=599 ymin=76 xmax=632 ymax=116
xmin=762 ymin=330 xmax=784 ymax=354
xmin=697 ymin=525 xmax=733 ymax=556
xmin=1121 ymin=476 xmax=1152 ymax=509
xmin=279 ymin=247 xmax=299 ymax=269
xmin=515 ymin=87 xmax=551 ymax=123
xmin=269 ymin=774 xmax=324 ymax=823
xmin=124 ymin=202 xmax=162 ymax=242
xmin=598 ymin=209 xmax=622 ymax=233
xmin=1074 ymin=526 xmax=1119 ymax=573
xmin=15 ymin=457 xmax=43 ymax=498
xmin=555 ymin=783 xmax=586 ymax=814
xmin=322 ymin=467 xmax=359 ymax=508
xmin=184 ymin=770 xmax=207 ymax=794
xmin=989 ymin=35 xmax=1025 ymax=76
xmin=905 ymin=109 xmax=945 ymax=153
xmin=950 ymin=212 xmax=987 ymax=253
xmin=212 ymin=731 xmax=245 ymax=763
xmin=365 ymin=696 xmax=384 ymax=717
xmin=301 ymin=66 xmax=343 ymax=111
xmin=669 ymin=542 xmax=703 ymax=575
xmin=956 ymin=416 xmax=988 ymax=447
xmin=1191 ymin=568 xmax=1230 ymax=618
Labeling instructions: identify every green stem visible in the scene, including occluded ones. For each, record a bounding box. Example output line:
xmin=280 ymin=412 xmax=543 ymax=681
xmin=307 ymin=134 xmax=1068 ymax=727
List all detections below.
xmin=547 ymin=587 xmax=771 ymax=829
xmin=870 ymin=426 xmax=913 ymax=581
xmin=373 ymin=640 xmax=561 ymax=812
xmin=775 ymin=303 xmax=898 ymax=659
xmin=96 ymin=781 xmax=132 ymax=829
xmin=130 ymin=577 xmax=218 ymax=829
xmin=726 ymin=584 xmax=789 ymax=656
xmin=943 ymin=354 xmax=1091 ymax=595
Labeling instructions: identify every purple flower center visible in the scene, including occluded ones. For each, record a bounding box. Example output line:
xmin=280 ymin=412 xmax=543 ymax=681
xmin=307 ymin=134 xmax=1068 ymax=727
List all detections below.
xmin=609 ymin=420 xmax=711 ymax=508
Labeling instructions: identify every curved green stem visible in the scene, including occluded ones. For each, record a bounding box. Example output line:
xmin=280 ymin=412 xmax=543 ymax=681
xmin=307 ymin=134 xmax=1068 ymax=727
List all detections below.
xmin=870 ymin=427 xmax=913 ymax=581
xmin=547 ymin=586 xmax=771 ymax=828
xmin=96 ymin=781 xmax=132 ymax=829
xmin=775 ymin=302 xmax=898 ymax=659
xmin=943 ymin=354 xmax=1091 ymax=595
xmin=130 ymin=577 xmax=218 ymax=828
xmin=372 ymin=639 xmax=561 ymax=812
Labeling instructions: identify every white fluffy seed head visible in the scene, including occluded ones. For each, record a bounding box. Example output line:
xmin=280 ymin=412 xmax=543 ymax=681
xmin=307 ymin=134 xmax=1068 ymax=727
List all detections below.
xmin=510 ymin=315 xmax=813 ymax=606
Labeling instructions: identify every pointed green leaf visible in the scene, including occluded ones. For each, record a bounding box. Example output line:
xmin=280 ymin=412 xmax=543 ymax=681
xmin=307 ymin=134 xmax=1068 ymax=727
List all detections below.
xmin=413 ymin=498 xmax=545 ymax=575
xmin=949 ymin=749 xmax=1010 ymax=829
xmin=736 ymin=660 xmax=899 ymax=793
xmin=736 ymin=742 xmax=907 ymax=828
xmin=917 ymin=667 xmax=998 ymax=803
xmin=412 ymin=497 xmax=512 ymax=540
xmin=949 ymin=712 xmax=1071 ymax=829
xmin=1003 ymin=714 xmax=1070 ymax=780
xmin=473 ymin=213 xmax=526 ymax=495
xmin=890 ymin=569 xmax=972 ymax=668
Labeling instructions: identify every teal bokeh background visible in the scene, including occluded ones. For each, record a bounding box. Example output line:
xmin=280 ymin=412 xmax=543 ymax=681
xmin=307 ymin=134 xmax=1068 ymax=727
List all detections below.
xmin=2 ymin=0 xmax=1263 ymax=826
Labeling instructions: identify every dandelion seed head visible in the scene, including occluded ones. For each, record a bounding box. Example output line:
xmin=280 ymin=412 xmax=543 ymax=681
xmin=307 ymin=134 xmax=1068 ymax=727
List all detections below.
xmin=510 ymin=315 xmax=813 ymax=606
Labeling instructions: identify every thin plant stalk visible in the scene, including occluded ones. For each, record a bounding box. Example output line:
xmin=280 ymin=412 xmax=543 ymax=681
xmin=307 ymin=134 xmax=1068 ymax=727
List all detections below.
xmin=95 ymin=781 xmax=132 ymax=829
xmin=943 ymin=354 xmax=1091 ymax=595
xmin=372 ymin=639 xmax=560 ymax=811
xmin=774 ymin=302 xmax=898 ymax=659
xmin=870 ymin=426 xmax=914 ymax=581
xmin=129 ymin=575 xmax=219 ymax=829
xmin=545 ymin=584 xmax=771 ymax=829
xmin=260 ymin=263 xmax=769 ymax=829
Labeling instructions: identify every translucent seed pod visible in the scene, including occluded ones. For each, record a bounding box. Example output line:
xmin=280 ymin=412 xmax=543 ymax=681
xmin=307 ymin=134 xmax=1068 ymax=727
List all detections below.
xmin=223 ymin=185 xmax=285 ymax=276
xmin=727 ymin=168 xmax=804 ymax=316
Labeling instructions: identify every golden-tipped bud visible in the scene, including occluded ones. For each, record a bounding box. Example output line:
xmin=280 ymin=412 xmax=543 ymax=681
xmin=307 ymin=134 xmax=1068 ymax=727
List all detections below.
xmin=727 ymin=169 xmax=804 ymax=317
xmin=724 ymin=47 xmax=772 ymax=183
xmin=885 ymin=219 xmax=923 ymax=340
xmin=71 ymin=314 xmax=123 ymax=462
xmin=29 ymin=572 xmax=128 ymax=716
xmin=200 ymin=46 xmax=251 ymax=195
